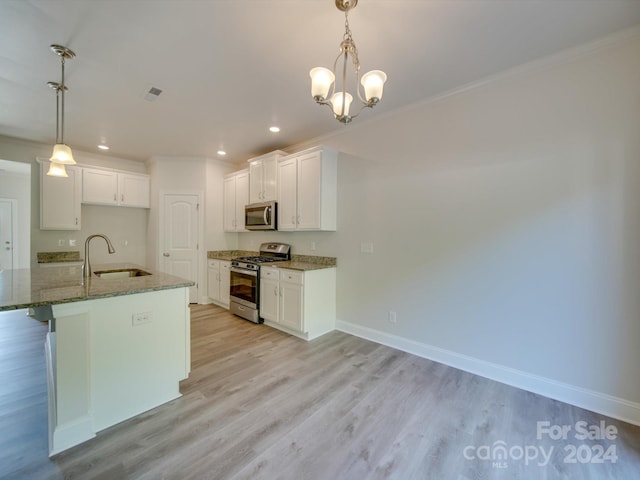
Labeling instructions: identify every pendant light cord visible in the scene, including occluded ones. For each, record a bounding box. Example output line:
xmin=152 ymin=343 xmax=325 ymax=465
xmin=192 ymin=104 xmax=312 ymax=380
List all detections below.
xmin=60 ymin=56 xmax=65 ymax=144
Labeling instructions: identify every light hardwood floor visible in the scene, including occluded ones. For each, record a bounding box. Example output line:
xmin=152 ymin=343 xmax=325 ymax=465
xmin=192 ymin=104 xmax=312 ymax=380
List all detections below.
xmin=1 ymin=304 xmax=639 ymax=479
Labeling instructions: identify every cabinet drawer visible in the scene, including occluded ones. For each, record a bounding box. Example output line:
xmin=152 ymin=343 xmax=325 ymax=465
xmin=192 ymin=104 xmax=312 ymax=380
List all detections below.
xmin=261 ymin=267 xmax=279 ymax=280
xmin=280 ymin=269 xmax=303 ymax=285
xmin=208 ymin=259 xmax=219 ymax=268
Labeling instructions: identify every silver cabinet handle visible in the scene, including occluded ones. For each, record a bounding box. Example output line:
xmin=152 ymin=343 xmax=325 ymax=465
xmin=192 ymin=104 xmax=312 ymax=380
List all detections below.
xmin=121 ymin=194 xmax=124 ymax=202
xmin=114 ymin=194 xmax=117 ymax=201
xmin=274 ymin=286 xmax=278 ymax=296
xmin=163 ymin=252 xmax=170 ymax=257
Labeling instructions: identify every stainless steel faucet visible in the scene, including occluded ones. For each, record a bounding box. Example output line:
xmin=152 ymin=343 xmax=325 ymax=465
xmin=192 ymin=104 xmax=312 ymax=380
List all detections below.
xmin=83 ymin=234 xmax=116 ymax=278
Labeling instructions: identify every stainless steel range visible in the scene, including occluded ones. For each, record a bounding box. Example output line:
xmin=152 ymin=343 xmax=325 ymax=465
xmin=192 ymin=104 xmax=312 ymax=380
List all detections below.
xmin=229 ymin=242 xmax=291 ymax=323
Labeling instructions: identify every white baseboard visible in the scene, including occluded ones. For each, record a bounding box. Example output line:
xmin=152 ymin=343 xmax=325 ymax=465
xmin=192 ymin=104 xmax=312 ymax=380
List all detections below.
xmin=336 ymin=319 xmax=640 ymax=426
xmin=50 ymin=415 xmax=95 ymax=457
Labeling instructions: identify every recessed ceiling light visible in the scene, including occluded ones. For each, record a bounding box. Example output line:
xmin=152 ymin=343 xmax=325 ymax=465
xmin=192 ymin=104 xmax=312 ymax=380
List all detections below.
xmin=217 ymin=150 xmax=226 ymax=156
xmin=98 ymin=144 xmax=109 ymax=150
xmin=269 ymin=126 xmax=280 ymax=133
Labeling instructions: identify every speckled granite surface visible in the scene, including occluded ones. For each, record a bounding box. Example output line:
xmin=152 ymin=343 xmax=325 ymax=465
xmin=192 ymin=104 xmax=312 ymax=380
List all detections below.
xmin=207 ymin=250 xmax=257 ymax=261
xmin=0 ymin=263 xmax=194 ymax=311
xmin=37 ymin=251 xmax=83 ymax=263
xmin=207 ymin=251 xmax=337 ymax=271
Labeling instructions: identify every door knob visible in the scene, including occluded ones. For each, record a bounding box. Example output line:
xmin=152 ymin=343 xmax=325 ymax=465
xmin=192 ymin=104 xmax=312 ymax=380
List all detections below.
xmin=163 ymin=252 xmax=170 ymax=257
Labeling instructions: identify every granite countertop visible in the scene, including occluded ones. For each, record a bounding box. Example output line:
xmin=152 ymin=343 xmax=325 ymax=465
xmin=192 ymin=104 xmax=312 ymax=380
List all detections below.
xmin=207 ymin=251 xmax=337 ymax=271
xmin=37 ymin=251 xmax=83 ymax=264
xmin=0 ymin=263 xmax=194 ymax=312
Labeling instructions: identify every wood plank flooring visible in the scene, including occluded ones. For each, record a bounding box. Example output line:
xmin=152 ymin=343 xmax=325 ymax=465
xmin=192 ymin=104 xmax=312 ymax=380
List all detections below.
xmin=1 ymin=304 xmax=639 ymax=479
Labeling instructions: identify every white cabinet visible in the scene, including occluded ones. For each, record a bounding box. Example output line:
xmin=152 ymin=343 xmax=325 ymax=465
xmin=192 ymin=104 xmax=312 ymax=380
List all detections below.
xmin=223 ymin=170 xmax=249 ymax=232
xmin=278 ymin=270 xmax=304 ymax=331
xmin=119 ymin=173 xmax=150 ymax=207
xmin=207 ymin=259 xmax=230 ymax=307
xmin=259 ymin=267 xmax=279 ymax=322
xmin=248 ymin=150 xmax=286 ymax=204
xmin=277 ymin=146 xmax=337 ymax=231
xmin=260 ymin=266 xmax=336 ymax=340
xmin=82 ymin=168 xmax=150 ymax=208
xmin=40 ymin=161 xmax=81 ymax=230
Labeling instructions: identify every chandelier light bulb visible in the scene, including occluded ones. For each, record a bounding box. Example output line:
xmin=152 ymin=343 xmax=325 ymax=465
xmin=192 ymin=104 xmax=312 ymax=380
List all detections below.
xmin=310 ymin=67 xmax=335 ymax=102
xmin=331 ymin=91 xmax=353 ymax=117
xmin=361 ymin=70 xmax=387 ymax=104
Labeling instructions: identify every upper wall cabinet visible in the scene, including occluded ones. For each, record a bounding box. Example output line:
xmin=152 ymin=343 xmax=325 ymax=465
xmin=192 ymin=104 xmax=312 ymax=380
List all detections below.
xmin=82 ymin=168 xmax=150 ymax=208
xmin=223 ymin=169 xmax=249 ymax=232
xmin=40 ymin=161 xmax=82 ymax=230
xmin=248 ymin=150 xmax=287 ymax=204
xmin=277 ymin=146 xmax=337 ymax=231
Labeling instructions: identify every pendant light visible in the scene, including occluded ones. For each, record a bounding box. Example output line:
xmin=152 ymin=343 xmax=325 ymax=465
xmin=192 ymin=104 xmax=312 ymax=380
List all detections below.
xmin=47 ymin=44 xmax=76 ymax=177
xmin=310 ymin=0 xmax=387 ymax=124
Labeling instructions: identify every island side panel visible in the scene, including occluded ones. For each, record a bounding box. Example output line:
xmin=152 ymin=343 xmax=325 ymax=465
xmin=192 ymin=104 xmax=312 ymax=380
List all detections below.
xmin=49 ymin=286 xmax=190 ymax=454
xmin=48 ymin=303 xmax=95 ymax=456
xmin=89 ymin=287 xmax=189 ymax=432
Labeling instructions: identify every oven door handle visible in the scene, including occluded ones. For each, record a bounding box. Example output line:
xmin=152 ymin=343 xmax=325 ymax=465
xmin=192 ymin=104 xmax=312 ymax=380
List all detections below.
xmin=230 ymin=267 xmax=258 ymax=277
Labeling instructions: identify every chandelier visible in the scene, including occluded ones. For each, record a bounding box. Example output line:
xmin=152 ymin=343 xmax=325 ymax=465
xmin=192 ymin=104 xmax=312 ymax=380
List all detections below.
xmin=47 ymin=44 xmax=76 ymax=177
xmin=310 ymin=0 xmax=387 ymax=124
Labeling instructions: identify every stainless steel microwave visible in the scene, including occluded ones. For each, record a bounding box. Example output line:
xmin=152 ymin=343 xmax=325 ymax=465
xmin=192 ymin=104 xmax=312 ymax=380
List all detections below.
xmin=245 ymin=201 xmax=277 ymax=230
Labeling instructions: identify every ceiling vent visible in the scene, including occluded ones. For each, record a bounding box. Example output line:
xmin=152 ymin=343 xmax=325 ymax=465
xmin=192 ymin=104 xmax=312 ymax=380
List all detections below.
xmin=144 ymin=87 xmax=163 ymax=102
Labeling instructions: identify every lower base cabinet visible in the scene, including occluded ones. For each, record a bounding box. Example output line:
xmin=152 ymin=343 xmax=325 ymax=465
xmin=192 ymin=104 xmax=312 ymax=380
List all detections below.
xmin=260 ymin=266 xmax=336 ymax=340
xmin=207 ymin=260 xmax=230 ymax=308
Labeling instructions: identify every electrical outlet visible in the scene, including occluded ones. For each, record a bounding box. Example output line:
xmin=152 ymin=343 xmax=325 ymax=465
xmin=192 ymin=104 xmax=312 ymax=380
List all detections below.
xmin=388 ymin=311 xmax=397 ymax=324
xmin=132 ymin=312 xmax=152 ymax=326
xmin=69 ymin=239 xmax=76 ymax=247
xmin=310 ymin=241 xmax=317 ymax=251
xmin=57 ymin=239 xmax=65 ymax=247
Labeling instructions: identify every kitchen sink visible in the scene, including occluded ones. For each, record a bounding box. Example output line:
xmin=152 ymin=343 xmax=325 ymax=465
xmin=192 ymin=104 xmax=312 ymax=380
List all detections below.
xmin=93 ymin=268 xmax=152 ymax=279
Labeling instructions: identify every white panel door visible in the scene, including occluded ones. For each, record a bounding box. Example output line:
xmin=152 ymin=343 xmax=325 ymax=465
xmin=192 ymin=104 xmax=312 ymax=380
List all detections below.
xmin=161 ymin=194 xmax=199 ymax=302
xmin=0 ymin=199 xmax=14 ymax=271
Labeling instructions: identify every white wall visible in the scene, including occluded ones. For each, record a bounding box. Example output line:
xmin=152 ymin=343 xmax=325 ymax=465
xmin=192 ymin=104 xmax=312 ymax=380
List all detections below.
xmin=239 ymin=33 xmax=640 ymax=423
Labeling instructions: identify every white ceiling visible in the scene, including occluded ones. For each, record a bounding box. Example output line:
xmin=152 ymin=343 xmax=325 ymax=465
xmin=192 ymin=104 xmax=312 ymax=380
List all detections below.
xmin=1 ymin=0 xmax=640 ymax=164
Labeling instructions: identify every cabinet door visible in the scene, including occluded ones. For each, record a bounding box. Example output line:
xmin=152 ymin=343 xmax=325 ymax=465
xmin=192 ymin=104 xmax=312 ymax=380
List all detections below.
xmin=296 ymin=150 xmax=322 ymax=230
xmin=219 ymin=261 xmax=231 ymax=306
xmin=262 ymin=156 xmax=278 ymax=202
xmin=260 ymin=276 xmax=279 ymax=322
xmin=223 ymin=176 xmax=237 ymax=232
xmin=40 ymin=162 xmax=81 ymax=230
xmin=248 ymin=160 xmax=263 ymax=204
xmin=207 ymin=263 xmax=220 ymax=301
xmin=277 ymin=157 xmax=297 ymax=231
xmin=279 ymin=280 xmax=303 ymax=331
xmin=235 ymin=171 xmax=249 ymax=231
xmin=82 ymin=168 xmax=118 ymax=205
xmin=119 ymin=173 xmax=150 ymax=208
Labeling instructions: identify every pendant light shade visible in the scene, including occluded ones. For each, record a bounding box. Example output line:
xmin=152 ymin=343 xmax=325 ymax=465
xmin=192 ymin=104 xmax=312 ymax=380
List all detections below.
xmin=46 ymin=161 xmax=68 ymax=178
xmin=47 ymin=44 xmax=76 ymax=176
xmin=50 ymin=143 xmax=75 ymax=165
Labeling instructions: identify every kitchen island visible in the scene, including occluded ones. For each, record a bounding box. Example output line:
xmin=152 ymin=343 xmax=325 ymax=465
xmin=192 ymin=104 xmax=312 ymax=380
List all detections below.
xmin=0 ymin=263 xmax=193 ymax=456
